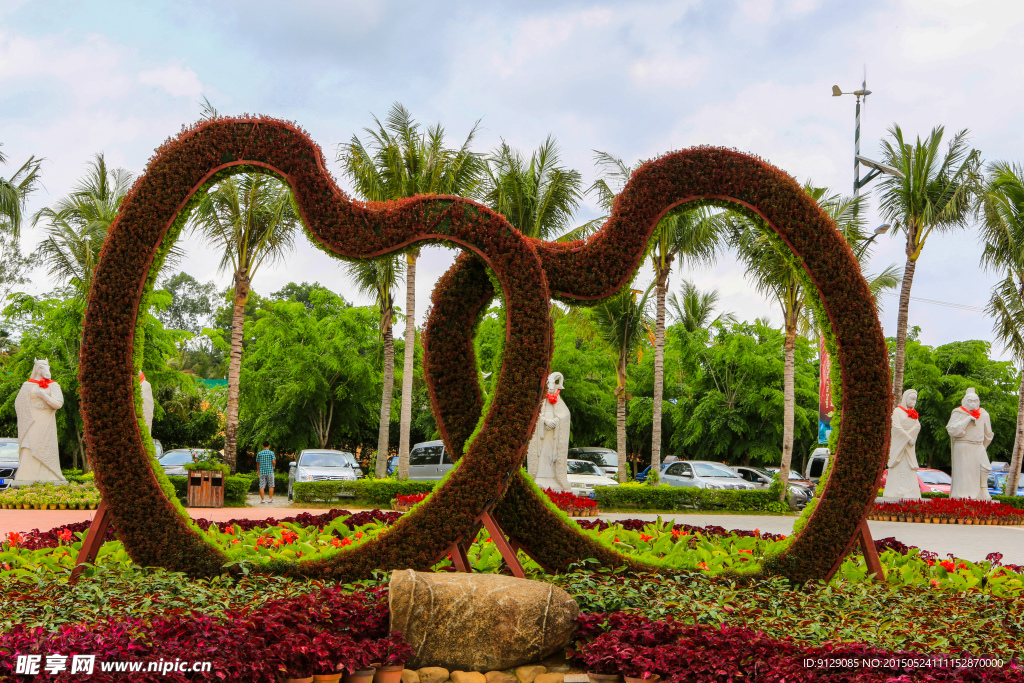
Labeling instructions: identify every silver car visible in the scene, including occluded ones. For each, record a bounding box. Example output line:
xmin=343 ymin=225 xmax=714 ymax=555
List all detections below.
xmin=661 ymin=460 xmax=757 ymax=490
xmin=0 ymin=438 xmax=18 ymax=490
xmin=732 ymin=465 xmax=813 ymax=508
xmin=408 ymin=440 xmax=454 ymax=481
xmin=567 ymin=447 xmax=620 ymax=478
xmin=288 ymin=449 xmax=362 ymax=500
xmin=157 ymin=448 xmax=219 ymax=477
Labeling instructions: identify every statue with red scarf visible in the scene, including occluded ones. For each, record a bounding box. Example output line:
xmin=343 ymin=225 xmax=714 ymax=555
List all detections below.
xmin=14 ymin=359 xmax=66 ymax=482
xmin=946 ymin=387 xmax=994 ymax=500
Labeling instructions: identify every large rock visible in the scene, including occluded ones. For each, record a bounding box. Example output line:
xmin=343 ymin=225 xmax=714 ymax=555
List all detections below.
xmin=389 ymin=570 xmax=579 ymax=671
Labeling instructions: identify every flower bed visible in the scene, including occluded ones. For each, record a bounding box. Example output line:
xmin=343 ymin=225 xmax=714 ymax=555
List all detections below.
xmin=567 ymin=611 xmax=1021 ymax=682
xmin=0 ymin=482 xmax=100 ymax=510
xmin=870 ymin=498 xmax=1024 ymax=524
xmin=544 ymin=489 xmax=599 ymax=516
xmin=391 ymin=492 xmax=428 ymax=512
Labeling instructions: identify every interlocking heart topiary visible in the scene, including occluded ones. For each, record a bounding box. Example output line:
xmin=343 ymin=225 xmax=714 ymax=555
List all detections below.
xmin=79 ymin=117 xmax=890 ymax=583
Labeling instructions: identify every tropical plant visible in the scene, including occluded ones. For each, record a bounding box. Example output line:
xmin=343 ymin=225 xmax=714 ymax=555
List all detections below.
xmin=587 ymin=151 xmax=726 ymax=477
xmin=342 ymin=256 xmax=403 ymax=478
xmin=667 ymin=281 xmax=736 ymax=336
xmin=0 ymin=143 xmax=42 ymax=308
xmin=586 ymin=287 xmax=654 ymax=482
xmin=33 ymin=154 xmax=133 ymax=298
xmin=189 ymin=172 xmax=300 ymax=471
xmin=338 ymin=103 xmax=484 ymax=478
xmin=977 ymin=161 xmax=1024 ymax=494
xmin=877 ymin=125 xmax=982 ymax=404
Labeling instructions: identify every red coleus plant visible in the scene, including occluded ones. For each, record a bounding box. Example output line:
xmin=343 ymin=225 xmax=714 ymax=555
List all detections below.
xmin=873 ymin=498 xmax=1024 ymax=523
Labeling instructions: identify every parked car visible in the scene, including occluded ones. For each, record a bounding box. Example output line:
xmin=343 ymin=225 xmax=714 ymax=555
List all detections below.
xmin=156 ymin=448 xmax=219 ymax=477
xmin=880 ymin=467 xmax=952 ymax=494
xmin=152 ymin=439 xmax=164 ymax=460
xmin=567 ymin=447 xmax=619 ymax=478
xmin=0 ymin=437 xmax=18 ymax=490
xmin=387 ymin=455 xmax=399 ymax=476
xmin=565 ymin=459 xmax=619 ymax=498
xmin=988 ymin=472 xmax=1024 ymax=497
xmin=408 ymin=440 xmax=454 ymax=481
xmin=732 ymin=465 xmax=813 ymax=508
xmin=635 ymin=456 xmax=682 ymax=482
xmin=805 ymin=448 xmax=830 ymax=484
xmin=288 ymin=449 xmax=363 ymax=500
xmin=661 ymin=460 xmax=757 ymax=490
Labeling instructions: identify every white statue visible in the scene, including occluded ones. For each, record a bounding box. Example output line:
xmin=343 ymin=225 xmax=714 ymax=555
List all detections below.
xmin=527 ymin=372 xmax=571 ymax=492
xmin=14 ymin=359 xmax=66 ymax=482
xmin=946 ymin=387 xmax=994 ymax=500
xmin=883 ymin=389 xmax=922 ymax=499
xmin=139 ymin=371 xmax=154 ymax=434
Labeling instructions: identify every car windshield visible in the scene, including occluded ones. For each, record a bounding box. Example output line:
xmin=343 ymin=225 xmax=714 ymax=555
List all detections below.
xmin=568 ymin=461 xmax=604 ymax=476
xmin=0 ymin=442 xmax=18 ymax=459
xmin=919 ymin=470 xmax=952 ymax=485
xmin=160 ymin=451 xmax=194 ymax=465
xmin=582 ymin=451 xmax=615 ymax=467
xmin=300 ymin=452 xmax=354 ymax=468
xmin=694 ymin=463 xmax=741 ymax=478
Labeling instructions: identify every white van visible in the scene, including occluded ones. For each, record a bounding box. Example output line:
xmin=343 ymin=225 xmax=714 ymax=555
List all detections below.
xmin=408 ymin=440 xmax=455 ymax=481
xmin=805 ymin=448 xmax=830 ymax=484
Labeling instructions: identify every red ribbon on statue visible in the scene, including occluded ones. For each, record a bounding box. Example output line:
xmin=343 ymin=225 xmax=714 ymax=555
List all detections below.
xmin=545 ymin=389 xmax=560 ymax=404
xmin=960 ymin=406 xmax=981 ymax=419
xmin=139 ymin=371 xmax=145 ymax=383
xmin=899 ymin=406 xmax=919 ymax=420
xmin=28 ymin=378 xmax=53 ymax=389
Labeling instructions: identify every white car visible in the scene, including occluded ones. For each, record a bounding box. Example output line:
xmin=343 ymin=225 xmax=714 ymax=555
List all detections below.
xmin=566 ymin=459 xmax=619 ymax=498
xmin=0 ymin=438 xmax=19 ymax=490
xmin=288 ymin=449 xmax=362 ymax=500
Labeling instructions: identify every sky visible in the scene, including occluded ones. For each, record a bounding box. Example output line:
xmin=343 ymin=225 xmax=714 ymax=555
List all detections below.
xmin=2 ymin=0 xmax=1022 ymax=358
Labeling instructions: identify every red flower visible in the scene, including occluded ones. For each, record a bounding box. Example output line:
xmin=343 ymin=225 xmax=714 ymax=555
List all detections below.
xmin=697 ymin=562 xmax=708 ymax=570
xmin=6 ymin=532 xmax=23 ymax=547
xmin=639 ymin=533 xmax=654 ymax=542
xmin=57 ymin=528 xmax=73 ymax=543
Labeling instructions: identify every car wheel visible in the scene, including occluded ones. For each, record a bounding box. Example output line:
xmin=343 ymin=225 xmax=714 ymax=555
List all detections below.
xmin=287 ymin=485 xmax=293 ymax=501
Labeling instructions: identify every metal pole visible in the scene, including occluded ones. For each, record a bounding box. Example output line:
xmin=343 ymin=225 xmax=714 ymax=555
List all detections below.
xmin=854 ymin=95 xmax=861 ymax=197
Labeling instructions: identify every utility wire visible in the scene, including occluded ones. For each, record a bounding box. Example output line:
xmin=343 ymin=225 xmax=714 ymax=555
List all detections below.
xmin=881 ymin=291 xmax=985 ymax=313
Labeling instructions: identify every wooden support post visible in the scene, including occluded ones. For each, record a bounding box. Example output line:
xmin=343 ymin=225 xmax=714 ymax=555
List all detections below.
xmin=479 ymin=510 xmax=526 ymax=578
xmin=859 ymin=519 xmax=885 ymax=582
xmin=69 ymin=501 xmax=111 ymax=585
xmin=447 ymin=539 xmax=471 ymax=573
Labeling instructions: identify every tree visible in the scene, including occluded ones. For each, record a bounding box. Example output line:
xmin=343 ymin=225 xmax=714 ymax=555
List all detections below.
xmin=482 ymin=136 xmax=585 ymax=240
xmin=338 ymin=102 xmax=484 ymax=479
xmin=877 ymin=125 xmax=981 ymax=404
xmin=33 ymin=153 xmax=133 ymax=298
xmin=586 ymin=288 xmax=654 ymax=482
xmin=978 ymin=162 xmax=1024 ymax=494
xmin=156 ymin=271 xmax=218 ymax=338
xmin=343 ymin=256 xmax=403 ymax=478
xmin=0 ymin=143 xmax=41 ymax=309
xmin=668 ymin=280 xmax=737 ymax=335
xmin=237 ymin=287 xmax=380 ymax=454
xmin=671 ymin=321 xmax=818 ymax=465
xmin=587 ymin=151 xmax=725 ymax=478
xmin=189 ymin=172 xmax=300 ymax=472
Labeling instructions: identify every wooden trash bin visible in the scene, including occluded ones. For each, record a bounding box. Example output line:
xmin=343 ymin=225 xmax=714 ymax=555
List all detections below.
xmin=187 ymin=470 xmax=224 ymax=507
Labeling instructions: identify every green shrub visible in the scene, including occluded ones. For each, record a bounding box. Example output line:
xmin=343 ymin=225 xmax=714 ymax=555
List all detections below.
xmin=240 ymin=472 xmax=288 ymax=493
xmin=594 ymin=483 xmax=790 ymax=513
xmin=293 ymin=479 xmax=436 ymax=505
xmin=183 ymin=459 xmax=229 ymax=475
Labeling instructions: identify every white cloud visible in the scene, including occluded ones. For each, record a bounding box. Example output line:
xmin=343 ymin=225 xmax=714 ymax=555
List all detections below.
xmin=139 ymin=63 xmax=203 ymax=98
xmin=630 ymin=55 xmax=708 ymax=90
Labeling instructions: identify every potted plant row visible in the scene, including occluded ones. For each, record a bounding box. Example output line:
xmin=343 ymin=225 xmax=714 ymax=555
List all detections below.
xmin=273 ymin=631 xmax=413 ymax=683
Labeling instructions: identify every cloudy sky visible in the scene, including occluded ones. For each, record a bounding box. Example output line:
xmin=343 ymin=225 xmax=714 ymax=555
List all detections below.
xmin=2 ymin=0 xmax=1021 ymax=357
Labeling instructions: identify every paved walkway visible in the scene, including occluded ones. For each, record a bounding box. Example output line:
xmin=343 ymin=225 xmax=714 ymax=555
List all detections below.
xmin=4 ymin=506 xmax=1023 ymax=565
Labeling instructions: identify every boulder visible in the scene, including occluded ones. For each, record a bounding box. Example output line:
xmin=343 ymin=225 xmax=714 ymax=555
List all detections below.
xmin=418 ymin=668 xmax=451 ymax=683
xmin=402 ymin=671 xmax=421 ymax=683
xmin=452 ymin=673 xmax=487 ymax=683
xmin=390 ymin=570 xmax=580 ymax=671
xmin=515 ymin=666 xmax=547 ymax=683
xmin=535 ymin=675 xmax=563 ymax=683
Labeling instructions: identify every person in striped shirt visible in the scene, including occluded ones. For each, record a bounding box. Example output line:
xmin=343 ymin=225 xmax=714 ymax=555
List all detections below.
xmin=256 ymin=442 xmax=276 ymax=503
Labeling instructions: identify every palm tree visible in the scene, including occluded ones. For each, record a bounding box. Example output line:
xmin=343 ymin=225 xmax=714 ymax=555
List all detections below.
xmin=877 ymin=125 xmax=981 ymax=404
xmin=343 ymin=256 xmax=403 ymax=478
xmin=588 ymin=151 xmax=726 ymax=475
xmin=0 ymin=144 xmax=42 ymax=306
xmin=338 ymin=103 xmax=484 ymax=479
xmin=978 ymin=162 xmax=1024 ymax=495
xmin=668 ymin=281 xmax=736 ymax=335
xmin=481 ymin=136 xmax=585 ymax=240
xmin=588 ymin=287 xmax=654 ymax=482
xmin=34 ymin=154 xmax=133 ymax=298
xmin=190 ymin=173 xmax=300 ymax=472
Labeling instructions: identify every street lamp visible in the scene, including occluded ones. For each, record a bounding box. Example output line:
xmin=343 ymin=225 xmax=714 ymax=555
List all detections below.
xmin=862 ymin=223 xmax=891 ymax=248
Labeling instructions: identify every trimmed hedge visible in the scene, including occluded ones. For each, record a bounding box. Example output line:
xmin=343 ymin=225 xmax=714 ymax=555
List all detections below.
xmin=293 ymin=480 xmax=436 ymax=505
xmin=594 ymin=484 xmax=790 ymax=513
xmin=77 ymin=117 xmax=889 ymax=584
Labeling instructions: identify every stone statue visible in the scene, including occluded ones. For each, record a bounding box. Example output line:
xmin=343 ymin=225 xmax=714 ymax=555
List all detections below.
xmin=882 ymin=389 xmax=922 ymax=500
xmin=139 ymin=371 xmax=154 ymax=434
xmin=14 ymin=359 xmax=66 ymax=482
xmin=527 ymin=372 xmax=571 ymax=492
xmin=946 ymin=387 xmax=994 ymax=500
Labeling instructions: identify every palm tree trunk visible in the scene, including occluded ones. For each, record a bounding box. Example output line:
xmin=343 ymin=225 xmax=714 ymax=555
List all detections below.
xmin=651 ymin=271 xmax=668 ymax=477
xmin=778 ymin=323 xmax=796 ymax=501
xmin=398 ymin=252 xmax=417 ymax=480
xmin=616 ymin=361 xmax=627 ymax=484
xmin=223 ymin=271 xmax=249 ymax=474
xmin=1007 ymin=371 xmax=1024 ymax=496
xmin=892 ymin=255 xmax=918 ymax=405
xmin=375 ymin=317 xmax=395 ymax=478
